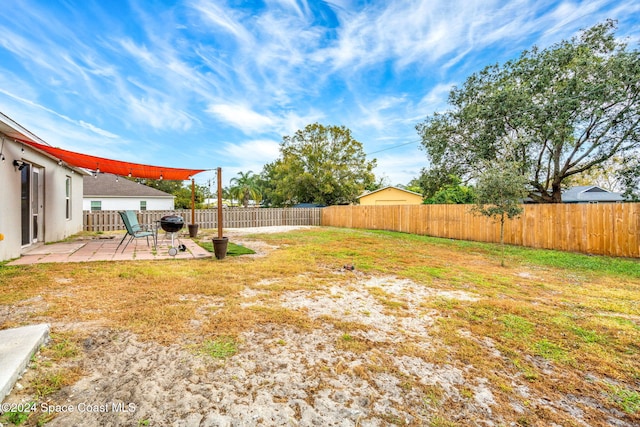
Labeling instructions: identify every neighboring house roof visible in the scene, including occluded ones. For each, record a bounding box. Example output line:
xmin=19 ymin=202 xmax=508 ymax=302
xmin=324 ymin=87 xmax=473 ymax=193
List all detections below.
xmin=293 ymin=203 xmax=326 ymax=208
xmin=83 ymin=173 xmax=175 ymax=198
xmin=357 ymin=186 xmax=423 ymax=199
xmin=562 ymin=186 xmax=624 ymax=203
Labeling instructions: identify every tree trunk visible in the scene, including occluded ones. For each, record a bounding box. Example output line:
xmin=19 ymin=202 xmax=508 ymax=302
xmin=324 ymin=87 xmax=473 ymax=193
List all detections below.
xmin=551 ymin=181 xmax=563 ymax=203
xmin=500 ymin=212 xmax=505 ymax=267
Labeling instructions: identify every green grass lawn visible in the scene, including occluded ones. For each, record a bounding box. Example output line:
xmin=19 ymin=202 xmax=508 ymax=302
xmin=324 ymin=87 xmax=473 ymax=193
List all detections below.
xmin=196 ymin=239 xmax=256 ymax=256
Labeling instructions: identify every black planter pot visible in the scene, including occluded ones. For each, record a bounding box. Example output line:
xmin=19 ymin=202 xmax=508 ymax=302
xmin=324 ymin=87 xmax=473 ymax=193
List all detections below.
xmin=188 ymin=224 xmax=199 ymax=238
xmin=213 ymin=237 xmax=229 ymax=260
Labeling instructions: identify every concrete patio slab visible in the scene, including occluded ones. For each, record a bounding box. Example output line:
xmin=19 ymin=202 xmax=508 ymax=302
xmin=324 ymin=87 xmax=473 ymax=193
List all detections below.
xmin=7 ymin=235 xmax=211 ymax=265
xmin=0 ymin=324 xmax=50 ymax=402
xmin=23 ymin=242 xmax=86 ymax=255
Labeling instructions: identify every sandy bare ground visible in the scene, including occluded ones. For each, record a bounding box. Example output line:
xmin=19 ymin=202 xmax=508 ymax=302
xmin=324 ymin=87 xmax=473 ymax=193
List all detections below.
xmin=18 ymin=278 xmax=492 ymax=427
xmin=1 ymin=226 xmax=635 ymax=426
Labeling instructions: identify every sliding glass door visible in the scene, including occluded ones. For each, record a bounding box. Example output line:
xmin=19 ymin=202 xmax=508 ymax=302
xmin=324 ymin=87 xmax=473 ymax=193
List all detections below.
xmin=20 ymin=163 xmax=44 ymax=246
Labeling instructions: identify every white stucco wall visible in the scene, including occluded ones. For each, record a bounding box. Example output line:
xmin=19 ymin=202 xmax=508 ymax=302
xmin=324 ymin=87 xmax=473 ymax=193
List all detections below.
xmin=0 ymin=140 xmax=23 ymax=262
xmin=0 ymin=140 xmax=85 ymax=261
xmin=82 ymin=197 xmax=174 ymax=211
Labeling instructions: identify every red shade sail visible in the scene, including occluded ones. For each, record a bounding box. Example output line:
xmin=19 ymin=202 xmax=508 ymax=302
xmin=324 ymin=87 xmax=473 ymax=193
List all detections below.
xmin=19 ymin=138 xmax=208 ymax=180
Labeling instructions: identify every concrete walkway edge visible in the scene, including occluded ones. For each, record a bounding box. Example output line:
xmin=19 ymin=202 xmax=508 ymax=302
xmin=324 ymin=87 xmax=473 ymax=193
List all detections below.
xmin=0 ymin=324 xmax=50 ymax=403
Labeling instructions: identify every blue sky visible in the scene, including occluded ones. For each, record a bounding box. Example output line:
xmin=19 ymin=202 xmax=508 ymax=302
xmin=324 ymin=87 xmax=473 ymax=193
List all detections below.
xmin=1 ymin=1 xmax=638 ymax=188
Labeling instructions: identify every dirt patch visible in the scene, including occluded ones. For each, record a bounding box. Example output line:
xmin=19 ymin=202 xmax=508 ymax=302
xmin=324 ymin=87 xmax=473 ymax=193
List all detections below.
xmin=1 ymin=228 xmax=637 ymax=426
xmin=4 ymin=275 xmax=631 ymax=426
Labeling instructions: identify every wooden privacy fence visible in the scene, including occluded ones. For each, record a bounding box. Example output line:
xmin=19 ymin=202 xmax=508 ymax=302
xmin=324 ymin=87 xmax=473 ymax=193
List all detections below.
xmin=322 ymin=203 xmax=640 ymax=258
xmin=84 ymin=208 xmax=322 ymax=232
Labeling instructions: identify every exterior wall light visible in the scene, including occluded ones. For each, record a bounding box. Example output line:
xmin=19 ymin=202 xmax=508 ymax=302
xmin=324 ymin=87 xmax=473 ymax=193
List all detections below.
xmin=13 ymin=160 xmax=27 ymax=170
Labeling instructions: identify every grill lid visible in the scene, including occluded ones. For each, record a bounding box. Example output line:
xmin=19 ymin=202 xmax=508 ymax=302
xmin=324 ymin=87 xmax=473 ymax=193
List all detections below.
xmin=160 ymin=215 xmax=184 ymax=232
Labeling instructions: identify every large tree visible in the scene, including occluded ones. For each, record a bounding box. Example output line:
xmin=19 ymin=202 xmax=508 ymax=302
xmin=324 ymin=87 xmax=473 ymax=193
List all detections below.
xmin=264 ymin=123 xmax=376 ymax=206
xmin=424 ymin=176 xmax=476 ymax=204
xmin=229 ymin=171 xmax=262 ymax=208
xmin=417 ymin=20 xmax=640 ymax=203
xmin=135 ymin=178 xmax=205 ymax=208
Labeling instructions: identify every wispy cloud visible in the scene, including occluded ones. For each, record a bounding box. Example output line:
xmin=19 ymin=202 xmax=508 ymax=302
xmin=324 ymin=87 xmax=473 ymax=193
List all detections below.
xmin=78 ymin=121 xmax=118 ymax=138
xmin=0 ymin=0 xmax=637 ymax=186
xmin=0 ymin=87 xmax=118 ymax=139
xmin=206 ymin=103 xmax=275 ymax=134
xmin=189 ymin=0 xmax=254 ymax=46
xmin=128 ymin=97 xmax=194 ymax=131
xmin=206 ymin=102 xmax=324 ymax=137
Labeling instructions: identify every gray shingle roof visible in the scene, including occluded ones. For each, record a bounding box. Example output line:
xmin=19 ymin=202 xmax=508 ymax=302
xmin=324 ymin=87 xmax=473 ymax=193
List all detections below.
xmin=83 ymin=173 xmax=175 ymax=198
xmin=357 ymin=186 xmax=423 ymax=199
xmin=562 ymin=186 xmax=623 ymax=203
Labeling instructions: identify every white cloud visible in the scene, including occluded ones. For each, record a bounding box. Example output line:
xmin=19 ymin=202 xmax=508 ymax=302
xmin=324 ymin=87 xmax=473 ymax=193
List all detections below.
xmin=0 ymin=87 xmax=119 ymax=139
xmin=356 ymin=96 xmax=408 ymax=130
xmin=374 ymin=147 xmax=426 ymax=186
xmin=78 ymin=121 xmax=118 ymax=138
xmin=316 ymin=0 xmax=620 ymax=73
xmin=206 ymin=103 xmax=275 ymax=134
xmin=221 ymin=139 xmax=281 ymax=165
xmin=412 ymin=83 xmax=454 ymax=119
xmin=1 ymin=0 xmax=637 ymax=189
xmin=128 ymin=97 xmax=194 ymax=131
xmin=190 ymin=0 xmax=254 ymax=46
xmin=206 ymin=103 xmax=324 ymax=136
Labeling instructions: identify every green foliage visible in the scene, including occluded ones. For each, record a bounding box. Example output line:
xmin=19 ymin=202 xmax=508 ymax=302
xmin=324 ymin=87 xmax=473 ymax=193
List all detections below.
xmin=424 ymin=176 xmax=475 ymax=204
xmin=533 ymin=339 xmax=571 ymax=364
xmin=199 ymin=336 xmax=238 ymax=359
xmin=263 ymin=123 xmax=377 ymax=206
xmin=0 ymin=405 xmax=32 ymax=425
xmin=32 ymin=370 xmax=67 ymax=397
xmin=417 ymin=20 xmax=640 ymax=203
xmin=473 ymin=161 xmax=527 ymax=221
xmin=229 ymin=171 xmax=262 ymax=207
xmin=472 ymin=161 xmax=528 ymax=265
xmin=617 ymin=157 xmax=640 ymax=201
xmin=501 ymin=314 xmax=534 ymax=339
xmin=608 ymin=385 xmax=640 ymax=414
xmin=135 ymin=178 xmax=206 ymax=209
xmin=137 ymin=178 xmax=184 ymax=194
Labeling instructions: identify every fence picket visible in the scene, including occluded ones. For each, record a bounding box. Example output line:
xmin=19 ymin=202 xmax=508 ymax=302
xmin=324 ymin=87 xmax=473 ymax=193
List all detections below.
xmin=322 ymin=203 xmax=640 ymax=258
xmin=84 ymin=208 xmax=322 ymax=233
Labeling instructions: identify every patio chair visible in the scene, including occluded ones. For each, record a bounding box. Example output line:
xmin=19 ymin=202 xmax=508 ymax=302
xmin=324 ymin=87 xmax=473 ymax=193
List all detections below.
xmin=116 ymin=210 xmax=156 ymax=253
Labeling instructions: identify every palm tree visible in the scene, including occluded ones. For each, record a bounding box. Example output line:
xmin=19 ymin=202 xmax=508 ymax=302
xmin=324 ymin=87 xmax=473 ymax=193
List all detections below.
xmin=229 ymin=171 xmax=262 ymax=208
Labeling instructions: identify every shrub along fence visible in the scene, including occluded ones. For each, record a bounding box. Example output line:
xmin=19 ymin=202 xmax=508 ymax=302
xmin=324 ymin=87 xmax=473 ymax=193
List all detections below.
xmin=322 ymin=203 xmax=640 ymax=258
xmin=84 ymin=208 xmax=322 ymax=232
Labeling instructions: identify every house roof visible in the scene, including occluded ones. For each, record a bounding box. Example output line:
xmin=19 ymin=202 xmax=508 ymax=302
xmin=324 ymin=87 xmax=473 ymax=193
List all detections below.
xmin=562 ymin=186 xmax=624 ymax=203
xmin=1 ymin=111 xmax=207 ymax=180
xmin=83 ymin=173 xmax=175 ymax=198
xmin=0 ymin=112 xmax=89 ymax=175
xmin=357 ymin=186 xmax=423 ymax=199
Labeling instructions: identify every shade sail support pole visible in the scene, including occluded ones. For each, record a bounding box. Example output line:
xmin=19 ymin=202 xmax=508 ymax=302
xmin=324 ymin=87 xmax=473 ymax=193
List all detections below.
xmin=217 ymin=167 xmax=223 ymax=239
xmin=191 ymin=178 xmax=195 ymax=225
